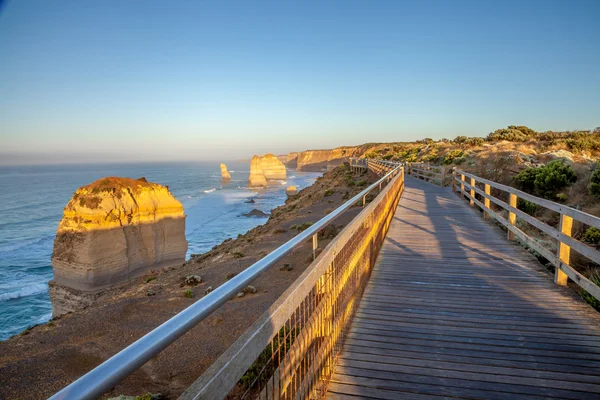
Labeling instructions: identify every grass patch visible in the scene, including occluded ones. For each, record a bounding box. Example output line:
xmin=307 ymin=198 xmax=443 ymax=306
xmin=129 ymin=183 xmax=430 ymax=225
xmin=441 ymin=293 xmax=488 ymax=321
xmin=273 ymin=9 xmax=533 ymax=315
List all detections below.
xmin=183 ymin=290 xmax=194 ymax=298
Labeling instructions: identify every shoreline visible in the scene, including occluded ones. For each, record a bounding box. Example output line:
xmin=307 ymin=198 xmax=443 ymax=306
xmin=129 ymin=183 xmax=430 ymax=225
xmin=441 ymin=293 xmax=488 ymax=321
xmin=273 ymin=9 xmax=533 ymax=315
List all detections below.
xmin=0 ymin=163 xmax=379 ymax=400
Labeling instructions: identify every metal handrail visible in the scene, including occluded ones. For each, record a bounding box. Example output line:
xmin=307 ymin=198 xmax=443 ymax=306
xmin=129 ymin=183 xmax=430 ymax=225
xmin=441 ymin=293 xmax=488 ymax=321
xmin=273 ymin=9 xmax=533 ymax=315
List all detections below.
xmin=49 ymin=161 xmax=402 ymax=400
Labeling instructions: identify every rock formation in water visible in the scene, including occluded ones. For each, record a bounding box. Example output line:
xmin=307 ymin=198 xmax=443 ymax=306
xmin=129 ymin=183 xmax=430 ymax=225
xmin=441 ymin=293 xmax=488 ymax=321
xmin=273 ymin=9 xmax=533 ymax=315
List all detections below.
xmin=286 ymin=186 xmax=298 ymax=196
xmin=260 ymin=154 xmax=287 ymax=180
xmin=248 ymin=154 xmax=287 ymax=187
xmin=220 ymin=163 xmax=232 ymax=180
xmin=248 ymin=155 xmax=268 ymax=187
xmin=50 ymin=177 xmax=187 ymax=316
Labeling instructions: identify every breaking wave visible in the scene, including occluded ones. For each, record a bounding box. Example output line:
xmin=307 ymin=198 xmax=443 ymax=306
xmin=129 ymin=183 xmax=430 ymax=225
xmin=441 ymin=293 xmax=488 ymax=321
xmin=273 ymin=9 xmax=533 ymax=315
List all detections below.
xmin=0 ymin=284 xmax=48 ymax=302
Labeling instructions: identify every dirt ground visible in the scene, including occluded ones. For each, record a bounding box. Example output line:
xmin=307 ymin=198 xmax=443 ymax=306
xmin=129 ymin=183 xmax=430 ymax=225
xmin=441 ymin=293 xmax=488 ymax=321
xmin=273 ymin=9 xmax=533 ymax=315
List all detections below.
xmin=0 ymin=164 xmax=380 ymax=400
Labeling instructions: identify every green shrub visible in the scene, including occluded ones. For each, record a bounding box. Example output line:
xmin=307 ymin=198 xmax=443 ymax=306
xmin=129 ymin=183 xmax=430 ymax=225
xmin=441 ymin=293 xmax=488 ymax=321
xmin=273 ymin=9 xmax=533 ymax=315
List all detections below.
xmin=183 ymin=290 xmax=194 ymax=298
xmin=233 ymin=252 xmax=244 ymax=258
xmin=583 ymin=227 xmax=600 ymax=246
xmin=580 ymin=273 xmax=600 ymax=312
xmin=514 ymin=160 xmax=577 ymax=199
xmin=382 ymin=154 xmax=393 ymax=160
xmin=453 ymin=136 xmax=467 ymax=143
xmin=589 ymin=165 xmax=600 ymax=196
xmin=398 ymin=148 xmax=419 ymax=162
xmin=465 ymin=137 xmax=485 ymax=146
xmin=487 ymin=125 xmax=536 ymax=142
xmin=324 ymin=189 xmax=336 ymax=196
xmin=442 ymin=150 xmax=465 ymax=165
xmin=517 ymin=198 xmax=537 ymax=215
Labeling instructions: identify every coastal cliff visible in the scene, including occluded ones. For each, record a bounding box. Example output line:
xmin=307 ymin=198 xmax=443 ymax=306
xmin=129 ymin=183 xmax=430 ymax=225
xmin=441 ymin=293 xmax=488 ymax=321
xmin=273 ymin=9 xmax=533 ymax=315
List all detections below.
xmin=279 ymin=146 xmax=363 ymax=171
xmin=50 ymin=177 xmax=187 ymax=316
xmin=0 ymin=163 xmax=379 ymax=400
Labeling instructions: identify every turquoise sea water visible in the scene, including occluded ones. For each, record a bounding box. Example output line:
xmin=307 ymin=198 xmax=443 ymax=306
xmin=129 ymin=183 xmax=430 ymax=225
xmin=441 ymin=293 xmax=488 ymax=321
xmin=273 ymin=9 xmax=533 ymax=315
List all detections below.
xmin=0 ymin=162 xmax=320 ymax=341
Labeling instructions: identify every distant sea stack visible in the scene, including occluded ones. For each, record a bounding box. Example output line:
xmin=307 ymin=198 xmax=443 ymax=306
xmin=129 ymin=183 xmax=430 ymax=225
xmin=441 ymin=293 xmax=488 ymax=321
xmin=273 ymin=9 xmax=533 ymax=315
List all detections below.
xmin=286 ymin=186 xmax=298 ymax=196
xmin=248 ymin=154 xmax=287 ymax=187
xmin=220 ymin=163 xmax=232 ymax=180
xmin=248 ymin=156 xmax=268 ymax=187
xmin=260 ymin=154 xmax=287 ymax=180
xmin=49 ymin=177 xmax=187 ymax=316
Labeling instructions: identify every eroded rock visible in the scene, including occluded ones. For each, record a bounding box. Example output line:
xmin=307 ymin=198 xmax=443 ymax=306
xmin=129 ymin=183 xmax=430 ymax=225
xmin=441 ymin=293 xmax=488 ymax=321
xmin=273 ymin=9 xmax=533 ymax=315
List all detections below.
xmin=50 ymin=177 xmax=187 ymax=316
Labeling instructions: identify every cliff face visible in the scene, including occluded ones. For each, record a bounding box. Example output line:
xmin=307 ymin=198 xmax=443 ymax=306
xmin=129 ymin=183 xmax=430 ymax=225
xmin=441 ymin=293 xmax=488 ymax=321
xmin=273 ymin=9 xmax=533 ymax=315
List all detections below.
xmin=220 ymin=163 xmax=232 ymax=180
xmin=50 ymin=177 xmax=187 ymax=316
xmin=248 ymin=154 xmax=287 ymax=187
xmin=248 ymin=156 xmax=268 ymax=187
xmin=280 ymin=146 xmax=363 ymax=171
xmin=260 ymin=153 xmax=287 ymax=180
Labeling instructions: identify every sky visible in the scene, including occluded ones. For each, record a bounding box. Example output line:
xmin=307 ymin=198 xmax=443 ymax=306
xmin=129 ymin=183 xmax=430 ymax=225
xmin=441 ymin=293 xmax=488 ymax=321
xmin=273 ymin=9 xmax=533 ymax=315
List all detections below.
xmin=1 ymin=0 xmax=599 ymax=164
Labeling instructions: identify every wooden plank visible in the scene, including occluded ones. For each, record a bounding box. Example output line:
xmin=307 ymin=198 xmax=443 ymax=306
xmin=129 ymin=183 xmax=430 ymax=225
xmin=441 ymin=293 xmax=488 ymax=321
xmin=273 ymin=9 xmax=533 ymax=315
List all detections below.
xmin=327 ymin=176 xmax=600 ymax=400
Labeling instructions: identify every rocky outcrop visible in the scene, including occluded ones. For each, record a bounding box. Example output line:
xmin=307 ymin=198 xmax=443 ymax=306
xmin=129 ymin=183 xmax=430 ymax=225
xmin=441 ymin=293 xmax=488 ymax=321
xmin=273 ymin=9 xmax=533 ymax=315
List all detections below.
xmin=50 ymin=177 xmax=187 ymax=316
xmin=248 ymin=154 xmax=287 ymax=187
xmin=248 ymin=156 xmax=268 ymax=187
xmin=220 ymin=163 xmax=232 ymax=180
xmin=243 ymin=209 xmax=269 ymax=218
xmin=260 ymin=154 xmax=287 ymax=180
xmin=286 ymin=186 xmax=298 ymax=196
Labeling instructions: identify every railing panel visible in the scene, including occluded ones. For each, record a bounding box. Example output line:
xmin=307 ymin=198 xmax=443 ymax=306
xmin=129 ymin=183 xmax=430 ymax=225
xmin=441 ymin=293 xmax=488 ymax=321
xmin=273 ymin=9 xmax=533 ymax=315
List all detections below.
xmin=453 ymin=168 xmax=600 ymax=302
xmin=182 ymin=162 xmax=404 ymax=400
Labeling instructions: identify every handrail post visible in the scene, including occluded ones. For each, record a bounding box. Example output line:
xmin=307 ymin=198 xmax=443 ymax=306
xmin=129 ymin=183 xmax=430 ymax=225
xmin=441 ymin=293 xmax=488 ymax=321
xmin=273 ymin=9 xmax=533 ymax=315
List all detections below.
xmin=469 ymin=177 xmax=475 ymax=206
xmin=312 ymin=234 xmax=318 ymax=261
xmin=555 ymin=214 xmax=572 ymax=286
xmin=440 ymin=167 xmax=445 ymax=187
xmin=508 ymin=193 xmax=517 ymax=240
xmin=451 ymin=168 xmax=456 ymax=192
xmin=460 ymin=174 xmax=465 ymax=198
xmin=484 ymin=184 xmax=491 ymax=220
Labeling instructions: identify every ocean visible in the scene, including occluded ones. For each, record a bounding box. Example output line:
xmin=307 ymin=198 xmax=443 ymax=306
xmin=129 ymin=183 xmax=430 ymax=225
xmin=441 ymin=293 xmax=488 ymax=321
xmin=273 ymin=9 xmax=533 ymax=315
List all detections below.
xmin=0 ymin=162 xmax=320 ymax=341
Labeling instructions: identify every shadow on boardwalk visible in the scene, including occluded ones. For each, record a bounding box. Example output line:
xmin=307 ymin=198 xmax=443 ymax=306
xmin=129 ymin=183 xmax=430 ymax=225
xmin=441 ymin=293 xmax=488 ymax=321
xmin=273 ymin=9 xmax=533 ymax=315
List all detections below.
xmin=327 ymin=176 xmax=600 ymax=400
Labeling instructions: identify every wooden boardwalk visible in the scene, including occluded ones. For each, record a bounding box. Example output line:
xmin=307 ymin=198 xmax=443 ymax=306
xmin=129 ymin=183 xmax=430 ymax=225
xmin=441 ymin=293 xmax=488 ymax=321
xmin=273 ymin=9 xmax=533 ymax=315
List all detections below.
xmin=327 ymin=177 xmax=600 ymax=400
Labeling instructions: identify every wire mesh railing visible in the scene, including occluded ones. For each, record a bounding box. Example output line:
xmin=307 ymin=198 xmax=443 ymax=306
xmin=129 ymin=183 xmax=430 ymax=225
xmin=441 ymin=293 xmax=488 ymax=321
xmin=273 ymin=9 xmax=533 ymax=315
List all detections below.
xmin=49 ymin=161 xmax=403 ymax=400
xmin=181 ymin=161 xmax=404 ymax=400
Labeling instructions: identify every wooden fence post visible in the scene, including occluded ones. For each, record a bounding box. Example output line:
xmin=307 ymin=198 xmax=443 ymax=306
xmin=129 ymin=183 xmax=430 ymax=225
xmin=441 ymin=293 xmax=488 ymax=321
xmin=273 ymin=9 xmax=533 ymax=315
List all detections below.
xmin=508 ymin=193 xmax=517 ymax=240
xmin=440 ymin=168 xmax=445 ymax=187
xmin=451 ymin=168 xmax=456 ymax=192
xmin=312 ymin=234 xmax=318 ymax=261
xmin=470 ymin=177 xmax=475 ymax=206
xmin=555 ymin=214 xmax=573 ymax=286
xmin=484 ymin=184 xmax=491 ymax=220
xmin=460 ymin=174 xmax=465 ymax=198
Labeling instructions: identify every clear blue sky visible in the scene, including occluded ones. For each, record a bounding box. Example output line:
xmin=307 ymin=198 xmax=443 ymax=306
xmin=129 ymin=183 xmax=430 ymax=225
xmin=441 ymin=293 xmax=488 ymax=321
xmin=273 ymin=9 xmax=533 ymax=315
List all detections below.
xmin=1 ymin=0 xmax=599 ymax=164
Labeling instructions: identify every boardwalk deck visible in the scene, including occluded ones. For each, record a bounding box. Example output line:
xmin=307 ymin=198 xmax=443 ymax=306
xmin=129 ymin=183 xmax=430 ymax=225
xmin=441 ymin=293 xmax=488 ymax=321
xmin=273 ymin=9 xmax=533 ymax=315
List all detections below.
xmin=327 ymin=176 xmax=600 ymax=400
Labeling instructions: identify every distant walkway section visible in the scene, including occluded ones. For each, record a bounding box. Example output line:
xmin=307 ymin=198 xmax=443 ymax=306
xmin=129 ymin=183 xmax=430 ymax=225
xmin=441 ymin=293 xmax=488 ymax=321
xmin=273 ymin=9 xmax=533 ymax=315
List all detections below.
xmin=327 ymin=176 xmax=600 ymax=400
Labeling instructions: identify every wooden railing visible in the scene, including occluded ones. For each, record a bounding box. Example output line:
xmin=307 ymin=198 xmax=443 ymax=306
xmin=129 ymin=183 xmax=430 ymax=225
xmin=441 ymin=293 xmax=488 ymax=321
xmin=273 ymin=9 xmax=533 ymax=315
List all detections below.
xmin=453 ymin=168 xmax=600 ymax=301
xmin=182 ymin=162 xmax=404 ymax=399
xmin=406 ymin=163 xmax=445 ymax=186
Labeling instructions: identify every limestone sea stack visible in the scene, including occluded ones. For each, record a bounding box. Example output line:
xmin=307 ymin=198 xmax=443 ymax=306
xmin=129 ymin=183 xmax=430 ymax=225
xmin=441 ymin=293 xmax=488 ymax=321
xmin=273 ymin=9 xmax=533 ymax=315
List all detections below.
xmin=220 ymin=163 xmax=232 ymax=180
xmin=248 ymin=155 xmax=268 ymax=187
xmin=286 ymin=186 xmax=298 ymax=196
xmin=248 ymin=154 xmax=287 ymax=187
xmin=50 ymin=177 xmax=187 ymax=316
xmin=259 ymin=154 xmax=287 ymax=180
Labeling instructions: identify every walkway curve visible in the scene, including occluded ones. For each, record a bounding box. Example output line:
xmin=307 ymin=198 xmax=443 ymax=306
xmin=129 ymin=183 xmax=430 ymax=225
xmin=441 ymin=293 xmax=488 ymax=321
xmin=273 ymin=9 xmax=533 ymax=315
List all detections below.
xmin=327 ymin=176 xmax=600 ymax=400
